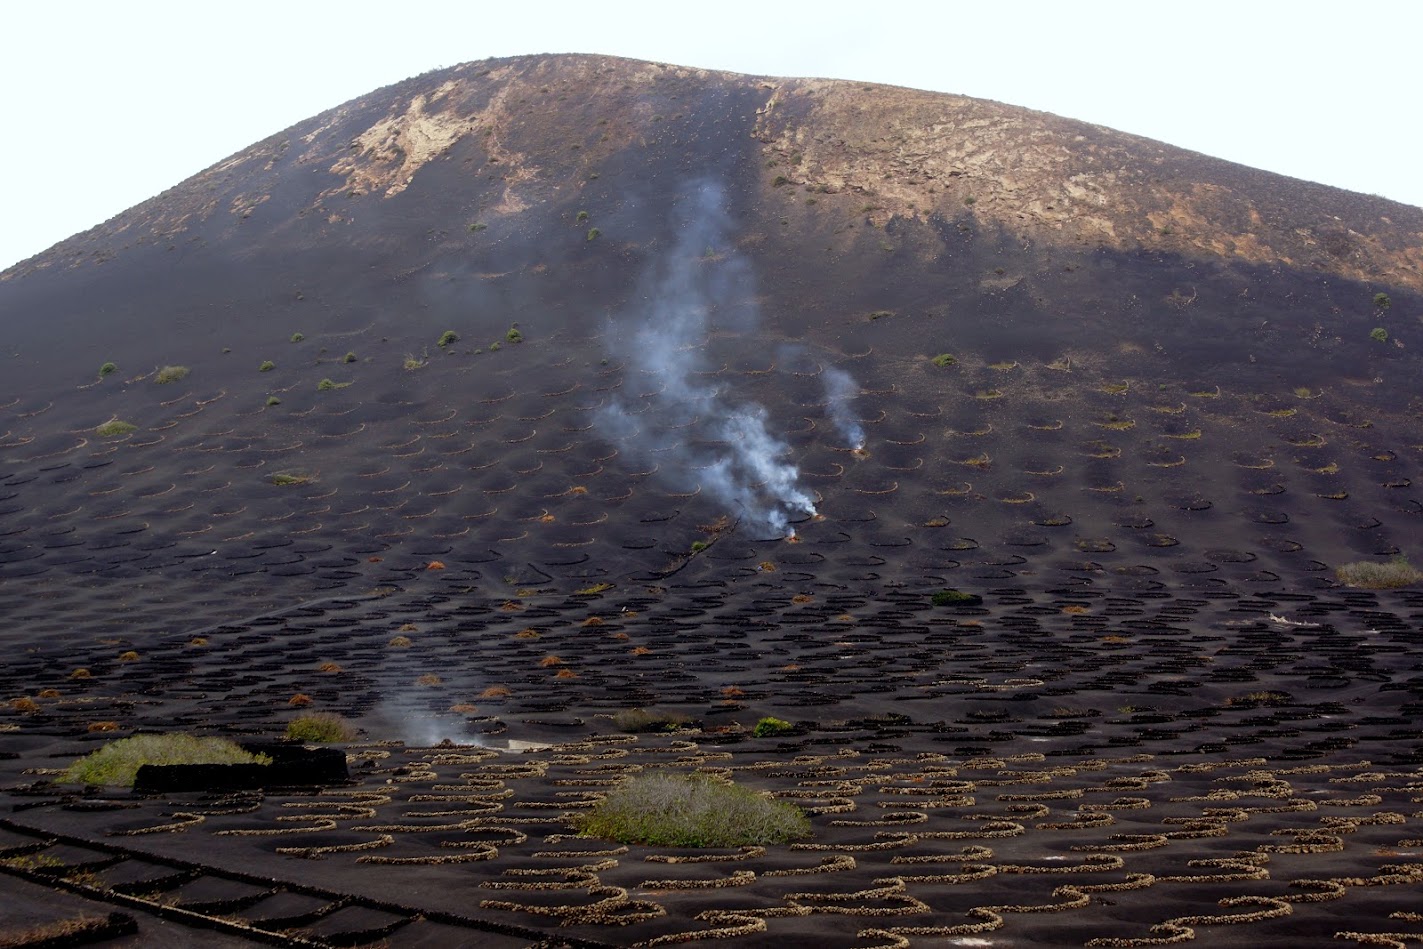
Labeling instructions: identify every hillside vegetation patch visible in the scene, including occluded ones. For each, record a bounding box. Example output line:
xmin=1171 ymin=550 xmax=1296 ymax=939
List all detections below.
xmin=60 ymin=734 xmax=268 ymax=787
xmin=576 ymin=771 xmax=810 ymax=847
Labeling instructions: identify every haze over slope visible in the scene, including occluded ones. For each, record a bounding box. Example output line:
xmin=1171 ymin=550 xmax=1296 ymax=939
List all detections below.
xmin=1 ymin=53 xmax=1420 ymax=625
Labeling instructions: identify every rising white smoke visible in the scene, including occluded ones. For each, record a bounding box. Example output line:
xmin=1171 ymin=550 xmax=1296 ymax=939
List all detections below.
xmin=595 ymin=180 xmax=816 ymax=536
xmin=821 ymin=367 xmax=864 ymax=450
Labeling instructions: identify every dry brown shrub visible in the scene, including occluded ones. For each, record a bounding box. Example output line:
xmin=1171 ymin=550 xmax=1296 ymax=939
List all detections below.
xmin=426 ymin=560 xmax=446 ymax=570
xmin=416 ymin=674 xmax=442 ymax=686
xmin=88 ymin=721 xmax=120 ymax=732
xmin=288 ymin=693 xmax=314 ymax=707
xmin=539 ymin=655 xmax=564 ymax=668
xmin=479 ymin=685 xmax=512 ymax=699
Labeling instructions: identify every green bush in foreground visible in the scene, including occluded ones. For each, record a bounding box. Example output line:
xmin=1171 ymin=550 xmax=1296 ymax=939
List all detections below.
xmin=1336 ymin=556 xmax=1421 ymax=589
xmin=576 ymin=772 xmax=810 ymax=847
xmin=98 ymin=361 xmax=118 ymax=377
xmin=931 ymin=353 xmax=957 ymax=367
xmin=752 ymin=716 xmax=794 ymax=738
xmin=437 ymin=330 xmax=459 ymax=348
xmin=153 ymin=365 xmax=189 ymax=384
xmin=60 ymin=734 xmax=269 ymax=787
xmin=286 ymin=713 xmax=357 ymax=743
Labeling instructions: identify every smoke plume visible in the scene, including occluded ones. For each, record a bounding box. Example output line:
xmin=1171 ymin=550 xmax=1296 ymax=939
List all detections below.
xmin=595 ymin=181 xmax=816 ymax=536
xmin=821 ymin=367 xmax=864 ymax=450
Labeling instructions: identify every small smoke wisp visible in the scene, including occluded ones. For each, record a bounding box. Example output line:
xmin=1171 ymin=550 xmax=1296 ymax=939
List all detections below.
xmin=596 ymin=180 xmax=816 ymax=536
xmin=821 ymin=367 xmax=864 ymax=450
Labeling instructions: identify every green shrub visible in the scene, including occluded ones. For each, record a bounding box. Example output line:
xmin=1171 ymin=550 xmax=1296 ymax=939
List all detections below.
xmin=60 ymin=734 xmax=269 ymax=787
xmin=1374 ymin=292 xmax=1391 ymax=310
xmin=611 ymin=709 xmax=692 ymax=734
xmin=489 ymin=341 xmax=501 ymax=352
xmin=931 ymin=353 xmax=957 ymax=367
xmin=265 ymin=396 xmax=281 ymax=407
xmin=342 ymin=351 xmax=357 ymax=363
xmin=154 ymin=365 xmax=189 ymax=384
xmin=269 ymin=472 xmax=312 ymax=486
xmin=98 ymin=361 xmax=118 ymax=377
xmin=576 ymin=210 xmax=589 ymax=222
xmin=1336 ymin=556 xmax=1420 ymax=589
xmin=690 ymin=540 xmax=708 ymax=553
xmin=932 ymin=588 xmax=981 ymax=606
xmin=1370 ymin=327 xmax=1388 ymax=343
xmin=752 ymin=716 xmax=794 ymax=738
xmin=505 ymin=327 xmax=523 ymax=343
xmin=437 ymin=330 xmax=459 ymax=348
xmin=286 ymin=713 xmax=357 ymax=743
xmin=468 ymin=222 xmax=487 ymax=232
xmin=258 ymin=360 xmax=275 ymax=372
xmin=316 ymin=378 xmax=346 ymax=391
xmin=290 ymin=332 xmax=305 ymax=343
xmin=403 ymin=355 xmax=426 ymax=370
xmin=576 ymin=772 xmax=810 ymax=847
xmin=586 ymin=227 xmax=601 ymax=241
xmin=95 ymin=419 xmax=137 ymax=437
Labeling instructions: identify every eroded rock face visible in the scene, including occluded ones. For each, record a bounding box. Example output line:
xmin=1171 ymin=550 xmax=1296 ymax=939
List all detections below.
xmin=8 ymin=54 xmax=1420 ymax=292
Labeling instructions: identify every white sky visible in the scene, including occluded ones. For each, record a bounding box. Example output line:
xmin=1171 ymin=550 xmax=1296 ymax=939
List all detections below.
xmin=3 ymin=0 xmax=1419 ymax=272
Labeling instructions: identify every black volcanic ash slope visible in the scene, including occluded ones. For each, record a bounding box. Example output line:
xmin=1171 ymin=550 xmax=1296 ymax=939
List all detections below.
xmin=0 ymin=53 xmax=1420 ymax=634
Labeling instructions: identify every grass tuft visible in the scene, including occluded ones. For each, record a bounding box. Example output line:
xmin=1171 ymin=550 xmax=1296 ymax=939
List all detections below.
xmin=575 ymin=771 xmax=810 ymax=847
xmin=60 ymin=734 xmax=268 ymax=787
xmin=154 ymin=365 xmax=189 ymax=384
xmin=932 ymin=588 xmax=981 ymax=607
xmin=286 ymin=713 xmax=357 ymax=743
xmin=95 ymin=419 xmax=137 ymax=437
xmin=1335 ymin=556 xmax=1421 ymax=589
xmin=752 ymin=716 xmax=794 ymax=738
